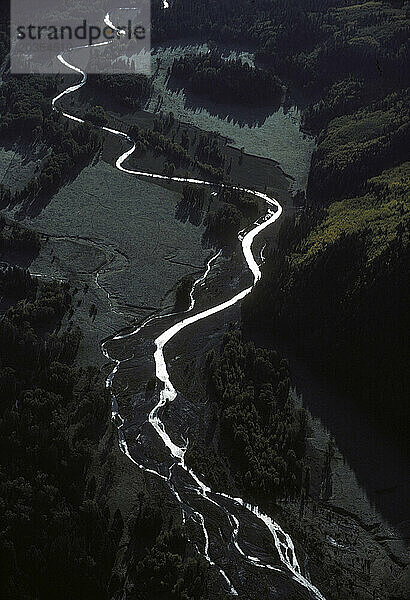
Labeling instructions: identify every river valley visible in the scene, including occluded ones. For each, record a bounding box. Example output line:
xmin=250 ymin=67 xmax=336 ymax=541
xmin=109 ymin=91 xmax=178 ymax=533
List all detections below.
xmin=1 ymin=4 xmax=408 ymax=599
xmin=48 ymin=11 xmax=329 ymax=599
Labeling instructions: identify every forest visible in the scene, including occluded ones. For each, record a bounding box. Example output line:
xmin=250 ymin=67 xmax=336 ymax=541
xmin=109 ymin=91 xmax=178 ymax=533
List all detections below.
xmin=153 ymin=0 xmax=408 ymax=96
xmin=0 ymin=268 xmax=117 ymax=599
xmin=202 ymin=187 xmax=259 ymax=245
xmin=0 ymin=0 xmax=408 ymax=597
xmin=243 ymin=163 xmax=409 ymax=442
xmin=116 ymin=505 xmax=215 ymax=600
xmin=128 ymin=119 xmax=225 ymax=181
xmin=0 ymin=225 xmax=223 ymax=600
xmin=0 ymin=75 xmax=56 ymax=139
xmin=144 ymin=0 xmax=406 ymax=451
xmin=86 ymin=74 xmax=152 ymax=110
xmin=202 ymin=330 xmax=308 ymax=500
xmin=171 ymin=51 xmax=282 ymax=106
xmin=0 ymin=217 xmax=40 ymax=254
xmin=307 ymin=90 xmax=409 ymax=204
xmin=233 ymin=0 xmax=409 ymax=446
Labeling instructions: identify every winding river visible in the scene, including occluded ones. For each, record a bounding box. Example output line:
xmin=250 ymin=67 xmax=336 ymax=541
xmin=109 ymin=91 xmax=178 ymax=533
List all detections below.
xmin=51 ymin=9 xmax=325 ymax=599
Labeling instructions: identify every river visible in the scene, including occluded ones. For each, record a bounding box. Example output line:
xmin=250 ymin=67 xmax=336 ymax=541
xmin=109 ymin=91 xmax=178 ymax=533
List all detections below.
xmin=50 ymin=7 xmax=327 ymax=599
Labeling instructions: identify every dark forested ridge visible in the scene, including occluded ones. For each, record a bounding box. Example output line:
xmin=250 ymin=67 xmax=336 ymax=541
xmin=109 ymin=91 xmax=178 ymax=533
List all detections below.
xmin=171 ymin=51 xmax=282 ymax=106
xmin=243 ymin=163 xmax=410 ymax=442
xmin=153 ymin=0 xmax=408 ymax=94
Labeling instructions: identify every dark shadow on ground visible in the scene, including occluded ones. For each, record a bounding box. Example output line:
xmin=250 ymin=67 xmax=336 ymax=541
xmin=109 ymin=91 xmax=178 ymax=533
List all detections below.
xmin=248 ymin=329 xmax=410 ymax=534
xmin=10 ymin=152 xmax=100 ymax=219
xmin=167 ymin=77 xmax=281 ymax=128
xmin=175 ymin=196 xmax=203 ymax=226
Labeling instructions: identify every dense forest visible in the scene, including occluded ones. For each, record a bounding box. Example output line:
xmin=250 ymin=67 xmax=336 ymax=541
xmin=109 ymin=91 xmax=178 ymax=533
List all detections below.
xmin=243 ymin=163 xmax=410 ymax=441
xmin=200 ymin=330 xmax=308 ymax=500
xmin=153 ymin=0 xmax=408 ymax=94
xmin=116 ymin=505 xmax=217 ymax=600
xmin=171 ymin=51 xmax=282 ymax=105
xmin=0 ymin=217 xmax=40 ymax=255
xmin=307 ymin=90 xmax=409 ymax=204
xmin=203 ymin=187 xmax=259 ymax=245
xmin=0 ymin=219 xmax=41 ymax=302
xmin=86 ymin=74 xmax=152 ymax=110
xmin=0 ymin=76 xmax=56 ymax=139
xmin=0 ymin=270 xmax=117 ymax=599
xmin=233 ymin=1 xmax=409 ymax=446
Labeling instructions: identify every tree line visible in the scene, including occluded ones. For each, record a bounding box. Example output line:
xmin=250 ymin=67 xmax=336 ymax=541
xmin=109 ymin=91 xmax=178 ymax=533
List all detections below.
xmin=0 ymin=216 xmax=41 ymax=254
xmin=86 ymin=73 xmax=151 ymax=110
xmin=171 ymin=51 xmax=282 ymax=106
xmin=153 ymin=0 xmax=408 ymax=100
xmin=128 ymin=118 xmax=225 ymax=181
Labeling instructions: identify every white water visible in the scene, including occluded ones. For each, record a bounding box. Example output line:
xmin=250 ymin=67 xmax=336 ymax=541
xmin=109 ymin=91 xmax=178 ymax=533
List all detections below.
xmin=51 ymin=12 xmax=325 ymax=599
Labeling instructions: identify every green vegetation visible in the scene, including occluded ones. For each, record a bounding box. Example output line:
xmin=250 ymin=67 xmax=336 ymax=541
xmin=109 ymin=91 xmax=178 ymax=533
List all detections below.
xmin=203 ymin=330 xmax=307 ymax=500
xmin=0 ymin=270 xmax=117 ymax=599
xmin=219 ymin=187 xmax=258 ymax=219
xmin=171 ymin=51 xmax=282 ymax=105
xmin=203 ymin=204 xmax=242 ymax=245
xmin=149 ymin=0 xmax=409 ymax=454
xmin=0 ymin=264 xmax=37 ymax=302
xmin=299 ymin=163 xmax=409 ymax=264
xmin=0 ymin=216 xmax=41 ymax=254
xmin=128 ymin=119 xmax=225 ymax=182
xmin=154 ymin=0 xmax=408 ymax=91
xmin=180 ymin=184 xmax=206 ymax=211
xmin=0 ymin=219 xmax=41 ymax=303
xmin=243 ymin=164 xmax=409 ymax=440
xmin=0 ymin=75 xmax=56 ymax=139
xmin=203 ymin=187 xmax=258 ymax=245
xmin=0 ymin=206 xmax=220 ymax=600
xmin=175 ymin=275 xmax=193 ymax=311
xmin=0 ymin=1 xmax=407 ymax=596
xmin=195 ymin=134 xmax=224 ymax=170
xmin=15 ymin=115 xmax=100 ymax=213
xmin=307 ymin=91 xmax=409 ymax=204
xmin=119 ymin=503 xmax=214 ymax=600
xmin=87 ymin=74 xmax=151 ymax=110
xmin=84 ymin=104 xmax=108 ymax=126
